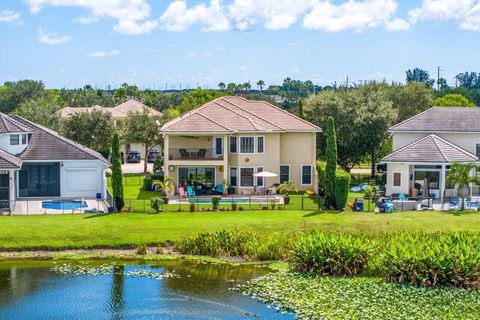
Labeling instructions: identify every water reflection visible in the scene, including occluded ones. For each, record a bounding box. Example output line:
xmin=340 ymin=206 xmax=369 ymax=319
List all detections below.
xmin=0 ymin=260 xmax=291 ymax=320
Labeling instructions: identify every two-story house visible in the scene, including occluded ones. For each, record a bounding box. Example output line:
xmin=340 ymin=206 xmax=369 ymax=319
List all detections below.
xmin=382 ymin=107 xmax=480 ymax=199
xmin=0 ymin=112 xmax=109 ymax=212
xmin=160 ymin=96 xmax=321 ymax=194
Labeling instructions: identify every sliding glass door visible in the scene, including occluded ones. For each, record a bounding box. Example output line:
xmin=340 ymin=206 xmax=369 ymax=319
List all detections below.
xmin=178 ymin=167 xmax=215 ymax=188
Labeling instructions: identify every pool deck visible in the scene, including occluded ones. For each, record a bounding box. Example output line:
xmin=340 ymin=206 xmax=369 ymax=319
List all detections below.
xmin=10 ymin=199 xmax=108 ymax=215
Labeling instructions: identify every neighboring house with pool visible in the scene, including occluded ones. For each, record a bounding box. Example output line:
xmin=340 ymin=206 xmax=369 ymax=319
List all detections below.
xmin=160 ymin=96 xmax=321 ymax=195
xmin=0 ymin=112 xmax=109 ymax=213
xmin=382 ymin=107 xmax=480 ymax=200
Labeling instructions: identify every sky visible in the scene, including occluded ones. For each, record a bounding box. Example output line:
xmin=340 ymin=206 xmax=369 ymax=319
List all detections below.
xmin=0 ymin=0 xmax=479 ymax=89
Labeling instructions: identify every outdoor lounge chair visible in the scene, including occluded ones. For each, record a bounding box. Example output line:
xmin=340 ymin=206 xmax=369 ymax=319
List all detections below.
xmin=178 ymin=187 xmax=187 ymax=199
xmin=197 ymin=149 xmax=206 ymax=159
xmin=214 ymin=184 xmax=224 ymax=194
xmin=466 ymin=200 xmax=478 ymax=211
xmin=179 ymin=149 xmax=189 ymax=159
xmin=187 ymin=186 xmax=196 ymax=197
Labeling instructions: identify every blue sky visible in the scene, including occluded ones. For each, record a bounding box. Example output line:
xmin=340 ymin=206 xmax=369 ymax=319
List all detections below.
xmin=0 ymin=0 xmax=479 ymax=89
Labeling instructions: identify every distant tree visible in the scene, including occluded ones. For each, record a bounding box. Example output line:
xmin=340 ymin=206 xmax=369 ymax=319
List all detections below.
xmin=390 ymin=82 xmax=434 ymax=122
xmin=61 ymin=110 xmax=115 ymax=158
xmin=0 ymin=80 xmax=46 ymax=113
xmin=298 ymin=99 xmax=304 ymax=119
xmin=406 ymin=68 xmax=435 ymax=87
xmin=256 ymin=80 xmax=265 ymax=91
xmin=178 ymin=89 xmax=224 ymax=113
xmin=111 ymin=132 xmax=124 ymax=212
xmin=243 ymin=82 xmax=251 ymax=91
xmin=122 ymin=109 xmax=164 ymax=173
xmin=455 ymin=72 xmax=480 ymax=89
xmin=226 ymin=83 xmax=236 ymax=93
xmin=324 ymin=117 xmax=337 ymax=209
xmin=113 ymin=87 xmax=128 ymax=101
xmin=13 ymin=96 xmax=62 ymax=130
xmin=433 ymin=93 xmax=476 ymax=107
xmin=218 ymin=82 xmax=226 ymax=91
xmin=437 ymin=77 xmax=449 ymax=91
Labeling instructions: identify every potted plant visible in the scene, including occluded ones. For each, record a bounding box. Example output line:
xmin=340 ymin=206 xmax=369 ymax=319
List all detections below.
xmin=223 ymin=180 xmax=231 ymax=196
xmin=276 ymin=181 xmax=298 ymax=205
xmin=211 ymin=195 xmax=222 ymax=211
xmin=152 ymin=176 xmax=175 ymax=204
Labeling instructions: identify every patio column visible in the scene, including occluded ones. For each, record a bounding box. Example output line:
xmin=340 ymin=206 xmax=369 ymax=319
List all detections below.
xmin=8 ymin=170 xmax=15 ymax=211
xmin=222 ymin=135 xmax=228 ymax=187
xmin=163 ymin=135 xmax=170 ymax=179
xmin=440 ymin=164 xmax=446 ymax=200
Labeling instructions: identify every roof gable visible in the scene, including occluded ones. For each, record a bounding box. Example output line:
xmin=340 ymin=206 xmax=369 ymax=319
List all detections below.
xmin=389 ymin=107 xmax=480 ymax=133
xmin=161 ymin=96 xmax=321 ymax=133
xmin=382 ymin=134 xmax=478 ymax=163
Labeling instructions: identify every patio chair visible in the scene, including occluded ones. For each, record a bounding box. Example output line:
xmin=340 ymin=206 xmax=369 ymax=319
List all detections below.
xmin=466 ymin=200 xmax=478 ymax=211
xmin=214 ymin=184 xmax=224 ymax=195
xmin=187 ymin=186 xmax=196 ymax=197
xmin=178 ymin=187 xmax=187 ymax=199
xmin=449 ymin=200 xmax=460 ymax=210
xmin=179 ymin=149 xmax=189 ymax=159
xmin=197 ymin=149 xmax=206 ymax=159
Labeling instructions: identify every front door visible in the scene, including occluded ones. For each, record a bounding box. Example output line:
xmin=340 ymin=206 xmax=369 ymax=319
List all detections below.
xmin=0 ymin=174 xmax=9 ymax=209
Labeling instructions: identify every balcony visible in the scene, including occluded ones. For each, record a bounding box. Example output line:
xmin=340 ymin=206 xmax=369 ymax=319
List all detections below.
xmin=168 ymin=148 xmax=224 ymax=161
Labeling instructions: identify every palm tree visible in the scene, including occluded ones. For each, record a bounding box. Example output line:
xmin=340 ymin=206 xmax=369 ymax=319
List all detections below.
xmin=226 ymin=83 xmax=236 ymax=93
xmin=243 ymin=82 xmax=251 ymax=91
xmin=152 ymin=176 xmax=175 ymax=197
xmin=218 ymin=82 xmax=226 ymax=91
xmin=447 ymin=162 xmax=480 ymax=210
xmin=256 ymin=80 xmax=265 ymax=91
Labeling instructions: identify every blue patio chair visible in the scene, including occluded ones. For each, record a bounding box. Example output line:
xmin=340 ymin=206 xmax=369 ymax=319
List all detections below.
xmin=399 ymin=193 xmax=407 ymax=200
xmin=187 ymin=186 xmax=196 ymax=197
xmin=449 ymin=200 xmax=460 ymax=210
xmin=383 ymin=200 xmax=394 ymax=213
xmin=466 ymin=200 xmax=478 ymax=210
xmin=214 ymin=184 xmax=224 ymax=195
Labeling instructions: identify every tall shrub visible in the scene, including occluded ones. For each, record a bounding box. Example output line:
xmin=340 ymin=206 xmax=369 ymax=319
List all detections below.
xmin=325 ymin=117 xmax=337 ymax=209
xmin=111 ymin=133 xmax=124 ymax=212
xmin=316 ymin=161 xmax=326 ymax=190
xmin=335 ymin=169 xmax=351 ymax=210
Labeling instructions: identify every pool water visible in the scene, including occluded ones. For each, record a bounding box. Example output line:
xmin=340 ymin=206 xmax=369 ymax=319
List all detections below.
xmin=42 ymin=200 xmax=88 ymax=210
xmin=0 ymin=260 xmax=292 ymax=320
xmin=187 ymin=198 xmax=251 ymax=204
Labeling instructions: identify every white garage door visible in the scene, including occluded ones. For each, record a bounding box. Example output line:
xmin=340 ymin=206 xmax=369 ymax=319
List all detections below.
xmin=65 ymin=169 xmax=98 ymax=196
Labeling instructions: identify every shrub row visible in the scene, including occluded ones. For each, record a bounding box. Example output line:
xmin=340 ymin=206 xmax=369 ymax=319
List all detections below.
xmin=177 ymin=229 xmax=480 ymax=288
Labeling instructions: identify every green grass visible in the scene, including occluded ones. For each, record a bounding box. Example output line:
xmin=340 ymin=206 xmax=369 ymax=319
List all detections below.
xmin=1 ymin=210 xmax=479 ymax=250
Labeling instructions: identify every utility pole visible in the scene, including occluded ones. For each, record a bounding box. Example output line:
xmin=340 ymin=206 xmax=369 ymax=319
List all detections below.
xmin=437 ymin=66 xmax=440 ymax=91
xmin=346 ymin=75 xmax=349 ymax=88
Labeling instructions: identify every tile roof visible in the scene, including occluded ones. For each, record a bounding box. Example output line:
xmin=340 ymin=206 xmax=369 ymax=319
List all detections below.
xmin=161 ymin=96 xmax=321 ymax=133
xmin=59 ymin=99 xmax=163 ymax=120
xmin=11 ymin=115 xmax=109 ymax=164
xmin=0 ymin=113 xmax=33 ymax=133
xmin=382 ymin=134 xmax=479 ymax=163
xmin=0 ymin=149 xmax=22 ymax=169
xmin=389 ymin=107 xmax=480 ymax=132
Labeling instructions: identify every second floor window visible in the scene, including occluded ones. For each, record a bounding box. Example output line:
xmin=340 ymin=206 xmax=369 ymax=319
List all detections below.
xmin=10 ymin=135 xmax=19 ymax=145
xmin=240 ymin=137 xmax=254 ymax=153
xmin=230 ymin=136 xmax=237 ymax=153
xmin=257 ymin=136 xmax=264 ymax=153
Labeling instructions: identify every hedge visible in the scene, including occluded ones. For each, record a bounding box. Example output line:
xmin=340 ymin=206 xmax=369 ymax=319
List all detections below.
xmin=335 ymin=169 xmax=350 ymax=210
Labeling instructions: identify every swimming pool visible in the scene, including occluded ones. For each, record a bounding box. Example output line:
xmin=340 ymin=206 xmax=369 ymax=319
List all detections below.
xmin=187 ymin=198 xmax=250 ymax=204
xmin=42 ymin=200 xmax=88 ymax=210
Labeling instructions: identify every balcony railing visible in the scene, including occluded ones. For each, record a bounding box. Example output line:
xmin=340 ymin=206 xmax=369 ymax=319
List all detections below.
xmin=168 ymin=148 xmax=224 ymax=161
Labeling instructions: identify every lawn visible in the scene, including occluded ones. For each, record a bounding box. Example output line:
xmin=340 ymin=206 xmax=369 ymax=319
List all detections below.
xmin=1 ymin=210 xmax=479 ymax=250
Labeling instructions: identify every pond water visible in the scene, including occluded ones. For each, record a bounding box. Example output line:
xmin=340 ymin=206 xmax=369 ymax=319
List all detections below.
xmin=0 ymin=260 xmax=292 ymax=320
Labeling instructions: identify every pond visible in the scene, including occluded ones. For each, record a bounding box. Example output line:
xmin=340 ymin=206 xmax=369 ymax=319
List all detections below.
xmin=0 ymin=260 xmax=292 ymax=320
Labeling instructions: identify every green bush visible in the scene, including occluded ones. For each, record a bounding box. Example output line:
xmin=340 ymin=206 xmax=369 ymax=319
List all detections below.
xmin=335 ymin=169 xmax=351 ymax=210
xmin=325 ymin=117 xmax=337 ymax=208
xmin=150 ymin=197 xmax=164 ymax=213
xmin=381 ymin=232 xmax=480 ymax=289
xmin=143 ymin=174 xmax=152 ymax=191
xmin=189 ymin=203 xmax=195 ymax=212
xmin=293 ymin=231 xmax=376 ymax=276
xmin=316 ymin=161 xmax=326 ymax=189
xmin=211 ymin=196 xmax=222 ymax=210
xmin=231 ymin=203 xmax=238 ymax=211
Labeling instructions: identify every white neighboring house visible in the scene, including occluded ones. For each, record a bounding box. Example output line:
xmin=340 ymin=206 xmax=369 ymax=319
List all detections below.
xmin=0 ymin=113 xmax=109 ymax=212
xmin=382 ymin=107 xmax=480 ymax=199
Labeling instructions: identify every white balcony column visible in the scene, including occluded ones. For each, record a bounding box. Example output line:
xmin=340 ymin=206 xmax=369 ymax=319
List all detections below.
xmin=222 ymin=135 xmax=229 ymax=187
xmin=163 ymin=134 xmax=170 ymax=178
xmin=8 ymin=170 xmax=15 ymax=211
xmin=440 ymin=164 xmax=446 ymax=200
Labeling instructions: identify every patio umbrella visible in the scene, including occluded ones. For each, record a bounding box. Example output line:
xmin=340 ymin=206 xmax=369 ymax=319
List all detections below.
xmin=253 ymin=171 xmax=278 ymax=177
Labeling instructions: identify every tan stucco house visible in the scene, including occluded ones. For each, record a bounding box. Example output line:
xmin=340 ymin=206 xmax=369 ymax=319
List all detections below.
xmin=382 ymin=107 xmax=480 ymax=199
xmin=60 ymin=99 xmax=163 ymax=159
xmin=160 ymin=96 xmax=321 ymax=195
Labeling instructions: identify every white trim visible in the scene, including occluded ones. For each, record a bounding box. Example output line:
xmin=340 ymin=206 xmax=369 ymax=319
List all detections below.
xmin=239 ymin=166 xmax=255 ymax=188
xmin=239 ymin=136 xmax=255 ymax=154
xmin=300 ymin=164 xmax=313 ymax=186
xmin=256 ymin=136 xmax=265 ymax=154
xmin=392 ymin=172 xmax=402 ymax=187
xmin=229 ymin=136 xmax=237 ymax=154
xmin=280 ymin=164 xmax=290 ymax=183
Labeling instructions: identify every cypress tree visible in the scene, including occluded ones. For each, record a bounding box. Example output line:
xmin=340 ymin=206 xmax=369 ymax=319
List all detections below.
xmin=324 ymin=116 xmax=338 ymax=209
xmin=298 ymin=99 xmax=304 ymax=119
xmin=111 ymin=132 xmax=124 ymax=212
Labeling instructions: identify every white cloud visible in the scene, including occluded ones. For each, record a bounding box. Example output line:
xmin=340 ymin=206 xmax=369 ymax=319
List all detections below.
xmin=409 ymin=0 xmax=480 ymax=31
xmin=303 ymin=0 xmax=399 ymax=32
xmin=24 ymin=0 xmax=158 ymax=35
xmin=88 ymin=50 xmax=121 ymax=58
xmin=160 ymin=0 xmax=230 ymax=32
xmin=385 ymin=18 xmax=410 ymax=31
xmin=38 ymin=28 xmax=72 ymax=45
xmin=0 ymin=10 xmax=23 ymax=25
